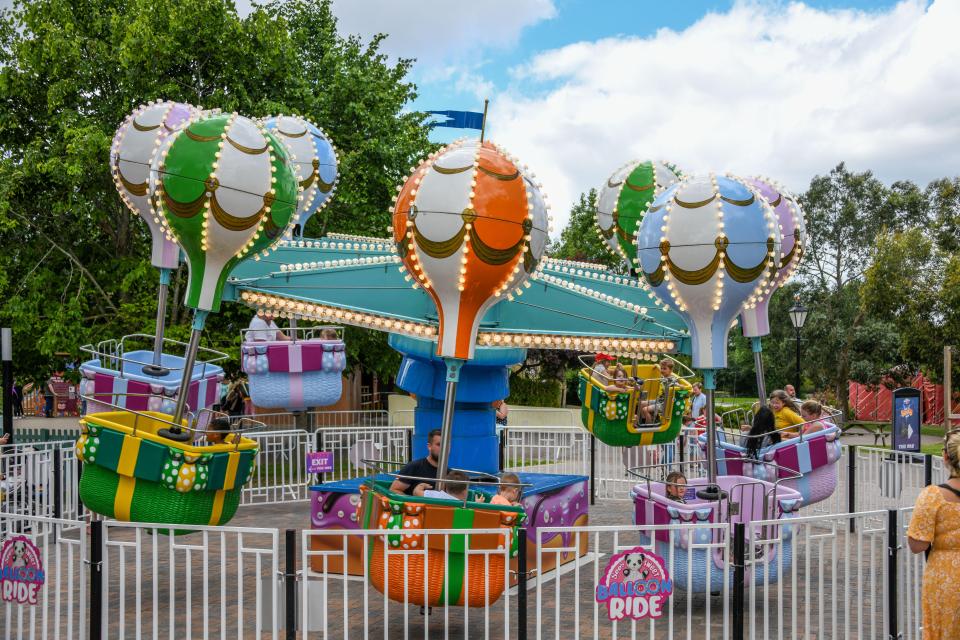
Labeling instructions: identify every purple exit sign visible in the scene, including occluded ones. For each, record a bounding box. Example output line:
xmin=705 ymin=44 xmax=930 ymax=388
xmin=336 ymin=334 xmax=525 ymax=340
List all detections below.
xmin=306 ymin=451 xmax=334 ymax=474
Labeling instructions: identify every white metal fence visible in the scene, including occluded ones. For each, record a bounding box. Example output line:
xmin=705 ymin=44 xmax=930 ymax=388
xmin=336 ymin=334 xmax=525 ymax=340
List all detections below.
xmin=0 ymin=513 xmax=88 ymax=640
xmin=301 ymin=527 xmax=517 ymax=638
xmin=100 ymin=520 xmax=281 ymax=639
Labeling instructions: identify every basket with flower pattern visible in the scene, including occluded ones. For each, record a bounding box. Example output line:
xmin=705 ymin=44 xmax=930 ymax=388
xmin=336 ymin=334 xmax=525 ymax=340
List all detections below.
xmin=578 ymin=363 xmax=691 ymax=447
xmin=76 ymin=410 xmax=257 ymax=530
xmin=357 ymin=480 xmax=525 ymax=607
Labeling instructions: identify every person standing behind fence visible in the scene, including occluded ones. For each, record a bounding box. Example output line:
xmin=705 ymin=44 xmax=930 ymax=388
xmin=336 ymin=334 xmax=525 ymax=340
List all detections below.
xmin=907 ymin=428 xmax=960 ymax=640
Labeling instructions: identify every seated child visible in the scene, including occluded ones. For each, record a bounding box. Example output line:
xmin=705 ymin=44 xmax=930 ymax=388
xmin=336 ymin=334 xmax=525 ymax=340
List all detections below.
xmin=797 ymin=400 xmax=829 ymax=435
xmin=415 ymin=470 xmax=470 ymax=501
xmin=320 ymin=328 xmax=338 ymax=340
xmin=206 ymin=417 xmax=239 ymax=445
xmin=490 ymin=472 xmax=522 ymax=506
xmin=665 ymin=470 xmax=687 ymax=503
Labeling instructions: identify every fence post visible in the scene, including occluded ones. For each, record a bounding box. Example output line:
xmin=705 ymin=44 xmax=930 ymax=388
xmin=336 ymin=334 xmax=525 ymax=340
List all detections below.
xmin=406 ymin=428 xmax=414 ymax=463
xmin=89 ymin=520 xmax=103 ymax=640
xmin=53 ymin=446 xmax=62 ymax=520
xmin=923 ymin=454 xmax=932 ymax=487
xmin=589 ymin=434 xmax=596 ymax=505
xmin=886 ymin=509 xmax=900 ymax=640
xmin=517 ymin=528 xmax=528 ymax=640
xmin=499 ymin=428 xmax=506 ymax=471
xmin=285 ymin=529 xmax=297 ymax=639
xmin=848 ymin=446 xmax=856 ymax=533
xmin=732 ymin=522 xmax=746 ymax=640
xmin=77 ymin=457 xmax=85 ymax=514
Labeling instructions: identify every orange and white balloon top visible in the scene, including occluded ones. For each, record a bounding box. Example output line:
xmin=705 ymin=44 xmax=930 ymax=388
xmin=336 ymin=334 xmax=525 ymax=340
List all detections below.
xmin=391 ymin=139 xmax=550 ymax=360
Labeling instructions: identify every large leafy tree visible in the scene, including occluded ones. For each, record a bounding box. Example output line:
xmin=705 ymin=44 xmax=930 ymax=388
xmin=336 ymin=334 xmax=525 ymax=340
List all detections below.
xmin=0 ymin=0 xmax=432 ymax=383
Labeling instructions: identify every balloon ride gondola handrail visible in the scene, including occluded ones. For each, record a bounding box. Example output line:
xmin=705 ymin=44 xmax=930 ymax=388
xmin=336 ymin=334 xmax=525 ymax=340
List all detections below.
xmin=717 ymin=406 xmax=843 ymax=445
xmin=576 ymin=353 xmax=696 ymax=380
xmin=80 ymin=393 xmax=268 ymax=445
xmin=79 ymin=333 xmax=229 ymax=375
xmin=358 ymin=458 xmax=533 ymax=508
xmin=239 ymin=325 xmax=344 ymax=344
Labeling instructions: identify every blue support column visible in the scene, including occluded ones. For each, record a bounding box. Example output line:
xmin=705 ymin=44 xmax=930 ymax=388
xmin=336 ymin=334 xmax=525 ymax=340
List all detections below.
xmin=389 ymin=334 xmax=525 ymax=476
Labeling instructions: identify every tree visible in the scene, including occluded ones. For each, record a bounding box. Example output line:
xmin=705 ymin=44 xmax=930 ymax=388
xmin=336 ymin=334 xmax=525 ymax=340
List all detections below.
xmin=551 ymin=189 xmax=622 ymax=270
xmin=0 ymin=0 xmax=433 ymax=384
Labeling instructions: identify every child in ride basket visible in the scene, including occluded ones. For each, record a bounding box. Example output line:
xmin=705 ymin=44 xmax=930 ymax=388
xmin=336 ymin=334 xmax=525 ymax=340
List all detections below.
xmin=490 ymin=472 xmax=522 ymax=506
xmin=665 ymin=471 xmax=688 ymax=503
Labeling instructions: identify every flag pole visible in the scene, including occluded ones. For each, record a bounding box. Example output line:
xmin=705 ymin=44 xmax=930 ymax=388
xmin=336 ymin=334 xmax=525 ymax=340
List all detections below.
xmin=480 ymin=99 xmax=489 ymax=142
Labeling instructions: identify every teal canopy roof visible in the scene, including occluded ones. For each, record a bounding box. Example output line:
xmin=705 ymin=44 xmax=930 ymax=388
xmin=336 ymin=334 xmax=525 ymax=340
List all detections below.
xmin=225 ymin=234 xmax=690 ymax=356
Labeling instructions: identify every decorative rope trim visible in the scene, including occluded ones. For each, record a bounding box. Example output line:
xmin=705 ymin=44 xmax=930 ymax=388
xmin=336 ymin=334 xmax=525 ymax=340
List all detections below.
xmin=469 ymin=226 xmax=523 ymax=265
xmin=643 ymin=237 xmax=774 ymax=286
xmin=725 ymin=238 xmax=774 ymax=283
xmin=299 ymin=171 xmax=316 ymax=190
xmin=161 ymin=190 xmax=206 ymax=219
xmin=477 ymin=166 xmax=520 ymax=181
xmin=185 ymin=128 xmax=220 ymax=143
xmin=227 ymin=135 xmax=268 ymax=155
xmin=210 ymin=192 xmax=265 ymax=231
xmin=277 ymin=127 xmax=307 ymax=138
xmin=132 ymin=119 xmax=160 ymax=132
xmin=316 ymin=176 xmax=335 ymax=192
xmin=432 ymin=164 xmax=472 ymax=175
xmin=624 ymin=180 xmax=654 ymax=192
xmin=119 ymin=172 xmax=148 ymax=197
xmin=413 ymin=223 xmax=465 ymax=259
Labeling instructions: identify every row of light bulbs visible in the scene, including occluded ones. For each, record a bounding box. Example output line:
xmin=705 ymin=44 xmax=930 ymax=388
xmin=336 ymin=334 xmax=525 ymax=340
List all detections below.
xmin=532 ymin=272 xmax=652 ymax=316
xmin=477 ymin=332 xmax=674 ymax=353
xmin=279 ymin=254 xmax=400 ymax=273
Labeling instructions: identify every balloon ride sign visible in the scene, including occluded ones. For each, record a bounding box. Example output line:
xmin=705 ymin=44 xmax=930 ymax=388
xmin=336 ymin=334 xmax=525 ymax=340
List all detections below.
xmin=595 ymin=547 xmax=673 ymax=621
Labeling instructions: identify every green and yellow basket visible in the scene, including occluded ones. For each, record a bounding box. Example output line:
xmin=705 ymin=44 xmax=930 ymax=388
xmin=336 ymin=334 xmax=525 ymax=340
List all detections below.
xmin=76 ymin=411 xmax=258 ymax=529
xmin=578 ymin=363 xmax=690 ymax=446
xmin=358 ymin=480 xmax=525 ymax=607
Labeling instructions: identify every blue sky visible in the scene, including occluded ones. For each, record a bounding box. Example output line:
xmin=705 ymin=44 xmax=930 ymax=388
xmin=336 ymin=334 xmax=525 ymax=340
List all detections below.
xmin=400 ymin=0 xmax=907 ymax=140
xmin=322 ymin=0 xmax=955 ymax=234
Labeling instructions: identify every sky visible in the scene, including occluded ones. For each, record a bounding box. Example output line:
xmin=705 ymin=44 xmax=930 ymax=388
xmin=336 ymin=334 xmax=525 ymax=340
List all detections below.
xmin=5 ymin=0 xmax=956 ymax=234
xmin=312 ymin=0 xmax=959 ymax=233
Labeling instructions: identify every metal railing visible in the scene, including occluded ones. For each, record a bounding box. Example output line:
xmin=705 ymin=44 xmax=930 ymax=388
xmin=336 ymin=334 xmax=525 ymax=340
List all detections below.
xmin=79 ymin=333 xmax=228 ymax=377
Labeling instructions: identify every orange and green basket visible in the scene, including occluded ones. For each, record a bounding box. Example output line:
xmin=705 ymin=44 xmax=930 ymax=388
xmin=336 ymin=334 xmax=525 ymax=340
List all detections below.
xmin=358 ymin=480 xmax=525 ymax=607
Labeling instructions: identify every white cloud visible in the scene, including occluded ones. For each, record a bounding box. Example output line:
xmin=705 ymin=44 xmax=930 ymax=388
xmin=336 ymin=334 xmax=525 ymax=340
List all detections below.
xmin=490 ymin=0 xmax=960 ymax=235
xmin=330 ymin=0 xmax=556 ymax=67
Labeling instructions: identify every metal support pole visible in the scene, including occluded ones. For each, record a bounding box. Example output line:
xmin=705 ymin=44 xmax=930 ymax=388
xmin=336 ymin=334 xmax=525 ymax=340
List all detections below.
xmin=498 ymin=428 xmax=506 ymax=472
xmin=163 ymin=311 xmax=208 ymax=440
xmin=732 ymin=522 xmax=746 ymax=640
xmin=53 ymin=446 xmax=63 ymax=520
xmin=143 ymin=269 xmax=172 ymax=376
xmin=886 ymin=509 xmax=900 ymax=640
xmin=794 ymin=329 xmax=802 ymax=395
xmin=946 ymin=346 xmax=956 ymax=429
xmin=924 ymin=454 xmax=932 ymax=487
xmin=848 ymin=446 xmax=857 ymax=533
xmin=479 ymin=98 xmax=490 ymax=143
xmin=589 ymin=434 xmax=596 ymax=505
xmin=750 ymin=337 xmax=767 ymax=406
xmin=406 ymin=428 xmax=413 ymax=463
xmin=2 ymin=327 xmax=12 ymax=445
xmin=89 ymin=520 xmax=103 ymax=640
xmin=517 ymin=528 xmax=528 ymax=640
xmin=435 ymin=358 xmax=463 ymax=484
xmin=285 ymin=528 xmax=297 ymax=639
xmin=697 ymin=369 xmax=724 ymax=500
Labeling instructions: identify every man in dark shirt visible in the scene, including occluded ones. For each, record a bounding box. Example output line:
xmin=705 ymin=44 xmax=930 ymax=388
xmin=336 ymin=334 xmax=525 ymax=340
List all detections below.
xmin=390 ymin=429 xmax=442 ymax=495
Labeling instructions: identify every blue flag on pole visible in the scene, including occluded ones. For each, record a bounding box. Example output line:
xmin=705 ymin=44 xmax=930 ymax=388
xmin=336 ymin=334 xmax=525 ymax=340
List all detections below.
xmin=427 ymin=110 xmax=485 ymax=130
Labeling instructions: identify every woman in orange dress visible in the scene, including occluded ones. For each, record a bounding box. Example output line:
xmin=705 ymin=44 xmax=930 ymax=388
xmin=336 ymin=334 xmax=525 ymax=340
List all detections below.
xmin=907 ymin=428 xmax=960 ymax=640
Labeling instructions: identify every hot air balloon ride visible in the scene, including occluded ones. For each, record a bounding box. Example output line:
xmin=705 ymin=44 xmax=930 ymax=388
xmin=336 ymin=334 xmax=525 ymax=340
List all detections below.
xmin=242 ymin=115 xmax=346 ymax=411
xmin=349 ymin=137 xmax=553 ymax=607
xmin=630 ymin=173 xmax=805 ymax=590
xmin=81 ymin=101 xmax=228 ymax=427
xmin=694 ymin=176 xmax=841 ymax=507
xmin=76 ymin=111 xmax=299 ymax=528
xmin=579 ymin=160 xmax=691 ymax=447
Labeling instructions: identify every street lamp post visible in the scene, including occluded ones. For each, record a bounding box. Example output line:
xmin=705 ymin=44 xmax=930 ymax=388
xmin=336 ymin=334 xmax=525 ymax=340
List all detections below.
xmin=788 ymin=301 xmax=808 ymax=395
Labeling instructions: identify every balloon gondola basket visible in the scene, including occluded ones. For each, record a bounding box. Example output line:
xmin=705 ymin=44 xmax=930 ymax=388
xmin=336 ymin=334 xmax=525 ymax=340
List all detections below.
xmin=356 ymin=479 xmax=525 ymax=608
xmin=79 ymin=334 xmax=227 ymax=429
xmin=630 ymin=460 xmax=803 ymax=592
xmin=578 ymin=357 xmax=692 ymax=447
xmin=700 ymin=408 xmax=843 ymax=506
xmin=76 ymin=397 xmax=262 ymax=533
xmin=241 ymin=326 xmax=346 ymax=410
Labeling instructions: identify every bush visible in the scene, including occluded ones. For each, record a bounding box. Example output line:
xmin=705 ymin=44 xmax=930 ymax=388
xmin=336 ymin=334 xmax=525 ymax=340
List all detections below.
xmin=507 ymin=374 xmax=562 ymax=408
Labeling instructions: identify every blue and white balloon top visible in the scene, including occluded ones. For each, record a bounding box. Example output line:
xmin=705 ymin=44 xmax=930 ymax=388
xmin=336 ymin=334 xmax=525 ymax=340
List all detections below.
xmin=262 ymin=114 xmax=338 ymax=235
xmin=636 ymin=173 xmax=781 ymax=369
